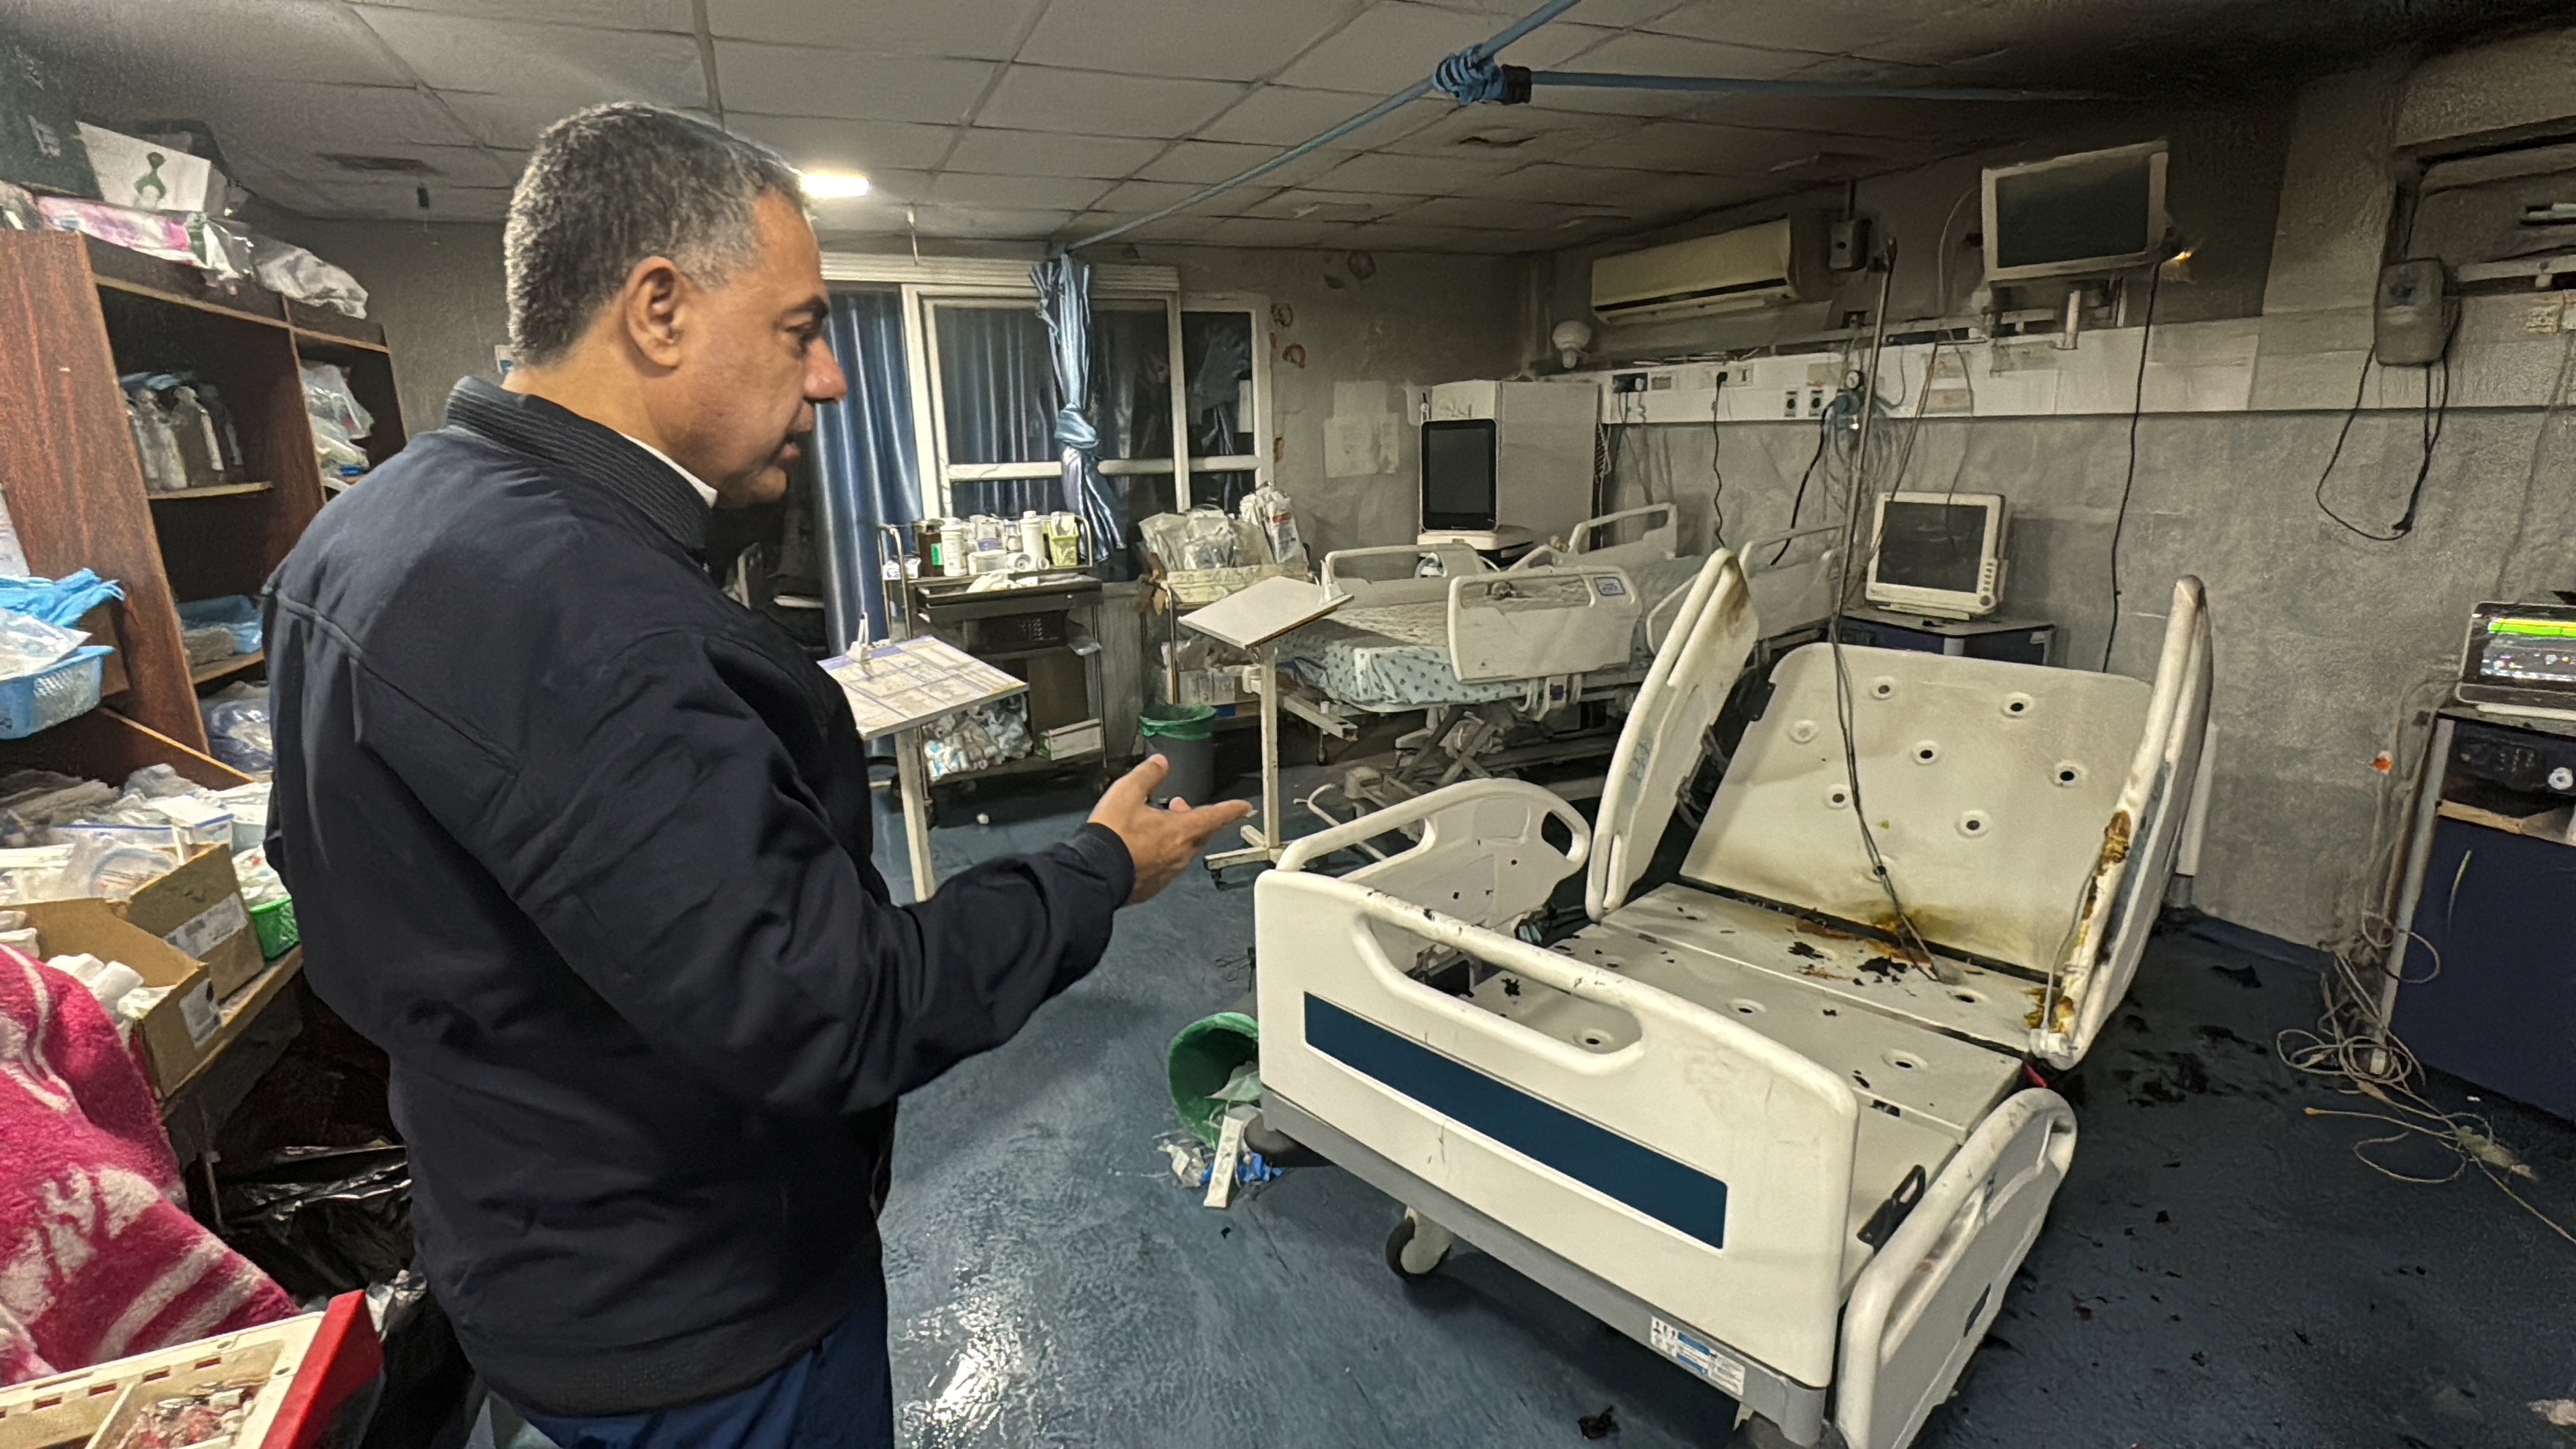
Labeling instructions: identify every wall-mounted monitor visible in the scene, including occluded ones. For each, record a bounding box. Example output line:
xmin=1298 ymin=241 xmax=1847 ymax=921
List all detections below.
xmin=1982 ymin=141 xmax=2169 ymax=284
xmin=1865 ymin=492 xmax=2008 ymax=620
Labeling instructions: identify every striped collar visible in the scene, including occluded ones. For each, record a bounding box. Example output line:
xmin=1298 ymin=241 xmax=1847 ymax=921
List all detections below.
xmin=445 ymin=377 xmax=709 ymax=555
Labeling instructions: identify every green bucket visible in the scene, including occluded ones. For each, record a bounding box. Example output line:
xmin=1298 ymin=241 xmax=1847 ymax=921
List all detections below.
xmin=1139 ymin=703 xmax=1216 ymax=741
xmin=250 ymin=895 xmax=298 ymax=959
xmin=1166 ymin=1011 xmax=1260 ymax=1146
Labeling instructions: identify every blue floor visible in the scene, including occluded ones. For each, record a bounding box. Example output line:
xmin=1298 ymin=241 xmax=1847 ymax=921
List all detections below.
xmin=871 ymin=776 xmax=2576 ymax=1449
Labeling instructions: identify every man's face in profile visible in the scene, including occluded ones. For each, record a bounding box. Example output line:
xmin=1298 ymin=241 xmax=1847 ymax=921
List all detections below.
xmin=666 ymin=192 xmax=845 ymax=507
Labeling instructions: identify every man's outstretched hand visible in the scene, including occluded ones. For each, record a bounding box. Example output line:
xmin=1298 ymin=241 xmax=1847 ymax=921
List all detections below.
xmin=1088 ymin=755 xmax=1254 ymax=903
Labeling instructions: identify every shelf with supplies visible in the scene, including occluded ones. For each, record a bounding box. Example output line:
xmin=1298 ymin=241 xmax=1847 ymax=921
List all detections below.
xmin=0 ymin=228 xmax=405 ymax=754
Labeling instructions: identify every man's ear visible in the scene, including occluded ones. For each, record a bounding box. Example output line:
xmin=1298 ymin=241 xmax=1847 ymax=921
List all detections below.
xmin=618 ymin=255 xmax=687 ymax=370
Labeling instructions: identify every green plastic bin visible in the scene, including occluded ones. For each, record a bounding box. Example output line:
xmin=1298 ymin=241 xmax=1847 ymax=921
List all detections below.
xmin=1166 ymin=1011 xmax=1260 ymax=1146
xmin=250 ymin=895 xmax=299 ymax=959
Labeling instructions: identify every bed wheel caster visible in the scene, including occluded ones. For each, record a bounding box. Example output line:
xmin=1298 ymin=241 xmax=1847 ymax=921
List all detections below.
xmin=1385 ymin=1209 xmax=1453 ymax=1278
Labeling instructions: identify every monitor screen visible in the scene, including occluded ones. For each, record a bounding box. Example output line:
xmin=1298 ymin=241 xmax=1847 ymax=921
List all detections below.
xmin=2470 ymin=609 xmax=2576 ymax=689
xmin=1876 ymin=500 xmax=1990 ymax=594
xmin=1421 ymin=419 xmax=1497 ymax=530
xmin=1992 ymin=149 xmax=2157 ymax=274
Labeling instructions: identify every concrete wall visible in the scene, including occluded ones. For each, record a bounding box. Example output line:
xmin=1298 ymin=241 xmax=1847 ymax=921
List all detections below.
xmin=253 ymin=214 xmax=511 ymax=437
xmin=1567 ymin=48 xmax=2576 ymax=948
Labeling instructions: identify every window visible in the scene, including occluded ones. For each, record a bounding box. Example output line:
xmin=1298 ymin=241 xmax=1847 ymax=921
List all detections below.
xmin=1181 ymin=298 xmax=1270 ymax=512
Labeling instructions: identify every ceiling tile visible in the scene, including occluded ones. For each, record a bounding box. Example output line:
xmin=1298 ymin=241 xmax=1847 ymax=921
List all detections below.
xmin=1639 ymin=0 xmax=1993 ymax=67
xmin=15 ymin=0 xmax=416 ymax=91
xmin=286 ymin=141 xmax=522 ymax=190
xmin=1016 ymin=0 xmax=1366 ymax=83
xmin=907 ymin=203 xmax=1073 ymax=239
xmin=1231 ymin=188 xmax=1423 ymax=222
xmin=1684 ymin=92 xmax=2023 ymax=142
xmin=1370 ymin=105 xmax=1633 ymax=164
xmin=1344 ymin=220 xmax=1530 ymax=254
xmin=299 ymin=176 xmax=516 ymax=220
xmin=1197 ymin=86 xmax=1441 ymax=148
xmin=350 ymin=0 xmax=694 ymax=32
xmin=942 ymin=129 xmax=1167 ymax=180
xmin=200 ymin=82 xmax=476 ymax=158
xmin=358 ymin=9 xmax=704 ymax=101
xmin=1399 ymin=195 xmax=1626 ymax=230
xmin=715 ymin=42 xmax=995 ymax=124
xmin=1271 ymin=4 xmax=1614 ymax=95
xmin=1063 ymin=210 xmax=1222 ymax=245
xmin=726 ymin=115 xmax=960 ymax=172
xmin=1302 ymin=149 xmax=1519 ymax=195
xmin=1477 ymin=160 xmax=1669 ymax=205
xmin=1433 ymin=0 xmax=1693 ymax=25
xmin=1135 ymin=140 xmax=1343 ymax=187
xmin=703 ymin=0 xmax=1049 ymax=60
xmin=974 ymin=66 xmax=1245 ymax=139
xmin=1090 ymin=178 xmax=1243 ymax=214
xmin=1188 ymin=217 xmax=1353 ymax=250
xmin=1558 ymin=119 xmax=1914 ymax=176
xmin=926 ymin=171 xmax=1115 ymax=210
xmin=437 ymin=91 xmax=605 ymax=150
xmin=1562 ymin=30 xmax=1837 ymax=80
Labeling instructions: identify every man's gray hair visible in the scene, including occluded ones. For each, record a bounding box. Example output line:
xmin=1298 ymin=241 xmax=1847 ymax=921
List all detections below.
xmin=503 ymin=102 xmax=804 ymax=366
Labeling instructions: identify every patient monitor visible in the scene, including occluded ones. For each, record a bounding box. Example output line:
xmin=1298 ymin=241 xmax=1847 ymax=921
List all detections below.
xmin=1863 ymin=491 xmax=2007 ymax=620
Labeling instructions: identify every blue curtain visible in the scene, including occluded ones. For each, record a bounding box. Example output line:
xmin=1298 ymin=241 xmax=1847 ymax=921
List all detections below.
xmin=811 ymin=290 xmax=918 ymax=648
xmin=1032 ymin=258 xmax=1132 ymax=578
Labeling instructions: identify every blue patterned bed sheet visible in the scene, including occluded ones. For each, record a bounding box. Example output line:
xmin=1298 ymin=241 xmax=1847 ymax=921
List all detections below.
xmin=1281 ymin=555 xmax=1707 ymax=710
xmin=1283 ymin=603 xmax=1521 ymax=709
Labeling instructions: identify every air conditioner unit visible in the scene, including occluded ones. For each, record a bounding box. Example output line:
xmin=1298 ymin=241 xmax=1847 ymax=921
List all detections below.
xmin=1591 ymin=214 xmax=1821 ymax=323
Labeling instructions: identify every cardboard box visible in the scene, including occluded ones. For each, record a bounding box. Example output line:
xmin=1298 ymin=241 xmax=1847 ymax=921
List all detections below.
xmin=1040 ymin=718 xmax=1104 ymax=760
xmin=20 ymin=897 xmax=218 ymax=1097
xmin=0 ymin=1295 xmax=378 ymax=1449
xmin=116 ymin=844 xmax=260 ymax=999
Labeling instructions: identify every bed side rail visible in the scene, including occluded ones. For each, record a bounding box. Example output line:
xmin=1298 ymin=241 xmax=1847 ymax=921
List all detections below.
xmin=1256 ymin=871 xmax=1862 ymax=1387
xmin=1835 ymin=1089 xmax=2076 ymax=1449
xmin=1276 ymin=778 xmax=1589 ymax=932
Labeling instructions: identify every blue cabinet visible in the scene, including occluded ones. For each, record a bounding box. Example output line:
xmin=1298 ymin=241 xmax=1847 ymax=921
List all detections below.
xmin=2394 ymin=816 xmax=2576 ymax=1122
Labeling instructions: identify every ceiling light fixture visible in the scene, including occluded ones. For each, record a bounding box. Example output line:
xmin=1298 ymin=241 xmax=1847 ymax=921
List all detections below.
xmin=800 ymin=171 xmax=872 ymax=199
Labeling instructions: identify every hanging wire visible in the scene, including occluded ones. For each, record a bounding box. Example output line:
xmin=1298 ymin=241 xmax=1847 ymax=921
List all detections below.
xmin=1060 ymin=0 xmax=1592 ymax=254
xmin=2275 ymin=671 xmax=2576 ymax=1246
xmin=2100 ymin=265 xmax=2164 ymax=671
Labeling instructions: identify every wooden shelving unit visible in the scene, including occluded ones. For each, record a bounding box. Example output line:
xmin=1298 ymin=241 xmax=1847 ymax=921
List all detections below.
xmin=188 ymin=649 xmax=266 ymax=686
xmin=0 ymin=229 xmax=406 ymax=773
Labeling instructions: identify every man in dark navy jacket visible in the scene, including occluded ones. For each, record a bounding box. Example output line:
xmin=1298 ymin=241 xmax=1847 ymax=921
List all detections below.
xmin=263 ymin=103 xmax=1247 ymax=1449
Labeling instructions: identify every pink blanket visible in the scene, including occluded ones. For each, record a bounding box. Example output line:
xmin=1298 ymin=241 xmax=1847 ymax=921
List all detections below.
xmin=0 ymin=948 xmax=294 ymax=1383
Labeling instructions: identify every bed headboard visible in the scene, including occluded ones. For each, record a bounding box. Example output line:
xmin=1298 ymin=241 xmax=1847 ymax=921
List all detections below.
xmin=1683 ymin=645 xmax=2152 ymax=972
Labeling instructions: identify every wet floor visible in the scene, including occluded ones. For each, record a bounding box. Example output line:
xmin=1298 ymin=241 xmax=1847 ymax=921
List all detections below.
xmin=872 ymin=774 xmax=2576 ymax=1449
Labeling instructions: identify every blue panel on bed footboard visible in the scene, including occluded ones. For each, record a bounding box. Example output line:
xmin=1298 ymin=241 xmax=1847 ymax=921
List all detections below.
xmin=1303 ymin=993 xmax=1728 ymax=1248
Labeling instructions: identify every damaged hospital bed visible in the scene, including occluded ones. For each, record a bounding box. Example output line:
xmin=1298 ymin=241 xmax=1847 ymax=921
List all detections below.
xmin=1278 ymin=505 xmax=1835 ymax=817
xmin=1252 ymin=550 xmax=2214 ymax=1448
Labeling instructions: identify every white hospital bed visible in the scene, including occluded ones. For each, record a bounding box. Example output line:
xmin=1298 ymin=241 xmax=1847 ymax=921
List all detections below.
xmin=1280 ymin=506 xmax=1716 ymax=809
xmin=1252 ymin=552 xmax=2214 ymax=1448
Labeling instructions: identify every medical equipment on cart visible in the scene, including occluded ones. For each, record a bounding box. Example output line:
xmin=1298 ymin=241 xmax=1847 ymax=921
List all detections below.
xmin=1252 ymin=555 xmax=2214 ymax=1449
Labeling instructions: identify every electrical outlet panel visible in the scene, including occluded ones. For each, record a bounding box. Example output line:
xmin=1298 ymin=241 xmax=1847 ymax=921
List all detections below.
xmin=1806 ymin=386 xmax=1826 ymax=417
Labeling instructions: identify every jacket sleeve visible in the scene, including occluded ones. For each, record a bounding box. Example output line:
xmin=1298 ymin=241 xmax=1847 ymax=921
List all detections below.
xmin=359 ymin=625 xmax=1132 ymax=1120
